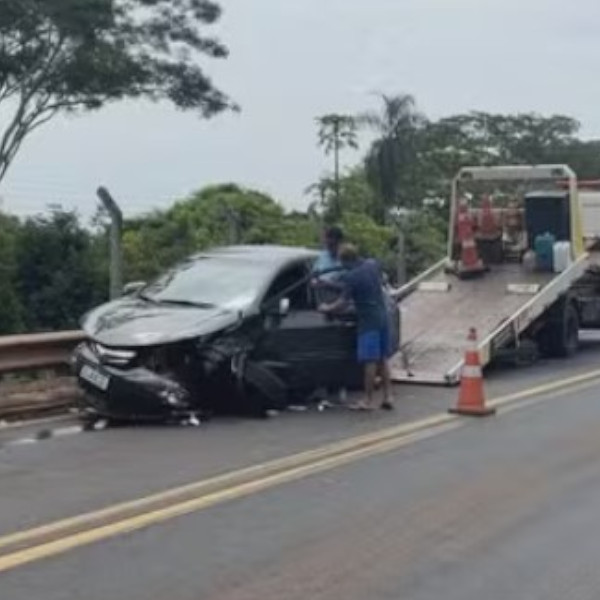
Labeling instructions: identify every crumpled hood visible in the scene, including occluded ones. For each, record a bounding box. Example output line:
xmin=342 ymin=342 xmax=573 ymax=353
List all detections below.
xmin=81 ymin=297 xmax=241 ymax=347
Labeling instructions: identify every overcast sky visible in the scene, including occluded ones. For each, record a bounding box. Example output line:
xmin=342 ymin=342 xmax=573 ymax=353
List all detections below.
xmin=2 ymin=0 xmax=599 ymax=219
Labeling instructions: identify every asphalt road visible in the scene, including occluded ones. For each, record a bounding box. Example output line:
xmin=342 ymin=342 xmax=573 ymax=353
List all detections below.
xmin=2 ymin=342 xmax=600 ymax=598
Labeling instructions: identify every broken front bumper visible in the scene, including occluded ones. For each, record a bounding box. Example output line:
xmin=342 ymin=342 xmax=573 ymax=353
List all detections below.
xmin=72 ymin=343 xmax=194 ymax=421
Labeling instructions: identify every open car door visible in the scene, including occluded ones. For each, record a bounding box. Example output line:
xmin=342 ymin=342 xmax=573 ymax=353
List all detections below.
xmin=253 ymin=262 xmax=362 ymax=401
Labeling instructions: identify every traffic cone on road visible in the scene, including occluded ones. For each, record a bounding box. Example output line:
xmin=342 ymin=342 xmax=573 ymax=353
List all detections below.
xmin=457 ymin=200 xmax=485 ymax=278
xmin=449 ymin=328 xmax=496 ymax=417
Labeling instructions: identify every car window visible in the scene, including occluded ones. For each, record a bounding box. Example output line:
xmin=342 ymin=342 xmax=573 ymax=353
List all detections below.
xmin=264 ymin=262 xmax=312 ymax=311
xmin=141 ymin=256 xmax=272 ymax=310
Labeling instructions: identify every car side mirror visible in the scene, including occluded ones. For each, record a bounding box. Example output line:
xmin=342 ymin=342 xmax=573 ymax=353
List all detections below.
xmin=264 ymin=297 xmax=290 ymax=317
xmin=122 ymin=281 xmax=146 ymax=296
xmin=278 ymin=298 xmax=290 ymax=316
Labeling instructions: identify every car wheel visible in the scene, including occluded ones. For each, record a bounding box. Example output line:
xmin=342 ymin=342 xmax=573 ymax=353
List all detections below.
xmin=242 ymin=361 xmax=289 ymax=417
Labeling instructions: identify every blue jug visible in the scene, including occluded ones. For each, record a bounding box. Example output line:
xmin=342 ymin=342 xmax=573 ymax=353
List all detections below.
xmin=534 ymin=233 xmax=556 ymax=272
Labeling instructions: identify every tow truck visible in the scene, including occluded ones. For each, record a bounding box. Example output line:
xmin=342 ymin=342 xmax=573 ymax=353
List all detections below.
xmin=390 ymin=164 xmax=600 ymax=385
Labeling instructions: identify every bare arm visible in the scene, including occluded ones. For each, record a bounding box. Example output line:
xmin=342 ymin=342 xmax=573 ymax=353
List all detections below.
xmin=319 ymin=296 xmax=349 ymax=314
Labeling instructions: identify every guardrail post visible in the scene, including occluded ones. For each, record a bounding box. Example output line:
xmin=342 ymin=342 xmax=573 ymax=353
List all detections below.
xmin=97 ymin=186 xmax=123 ymax=300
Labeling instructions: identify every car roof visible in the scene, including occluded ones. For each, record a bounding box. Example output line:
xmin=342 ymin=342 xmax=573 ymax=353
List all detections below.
xmin=192 ymin=245 xmax=319 ymax=270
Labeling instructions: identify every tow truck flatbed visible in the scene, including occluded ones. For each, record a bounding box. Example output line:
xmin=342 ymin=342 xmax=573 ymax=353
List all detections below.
xmin=389 ymin=164 xmax=597 ymax=386
xmin=390 ymin=256 xmax=589 ymax=384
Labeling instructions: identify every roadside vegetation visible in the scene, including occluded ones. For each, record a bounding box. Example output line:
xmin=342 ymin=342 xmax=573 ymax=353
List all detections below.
xmin=0 ymin=4 xmax=599 ymax=335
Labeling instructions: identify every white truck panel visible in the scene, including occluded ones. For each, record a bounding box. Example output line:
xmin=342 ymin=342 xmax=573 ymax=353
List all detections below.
xmin=580 ymin=190 xmax=600 ymax=243
xmin=458 ymin=165 xmax=575 ymax=181
xmin=390 ymin=262 xmax=581 ymax=385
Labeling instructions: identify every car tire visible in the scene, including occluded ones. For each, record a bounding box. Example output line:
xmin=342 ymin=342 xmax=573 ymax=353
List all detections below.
xmin=242 ymin=361 xmax=289 ymax=416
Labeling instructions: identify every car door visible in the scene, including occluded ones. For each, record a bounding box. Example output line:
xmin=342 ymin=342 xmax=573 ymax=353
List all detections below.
xmin=253 ymin=260 xmax=361 ymax=396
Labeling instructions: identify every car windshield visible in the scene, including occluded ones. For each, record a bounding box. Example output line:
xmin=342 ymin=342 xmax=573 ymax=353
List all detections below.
xmin=140 ymin=256 xmax=271 ymax=310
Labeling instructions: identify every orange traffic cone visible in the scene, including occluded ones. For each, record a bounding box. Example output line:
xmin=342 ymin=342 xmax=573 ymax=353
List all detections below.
xmin=479 ymin=195 xmax=500 ymax=239
xmin=457 ymin=200 xmax=485 ymax=278
xmin=449 ymin=328 xmax=496 ymax=417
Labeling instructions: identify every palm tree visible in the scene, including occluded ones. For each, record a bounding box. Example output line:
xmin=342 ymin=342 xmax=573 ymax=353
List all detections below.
xmin=316 ymin=114 xmax=358 ymax=220
xmin=359 ymin=94 xmax=425 ymax=223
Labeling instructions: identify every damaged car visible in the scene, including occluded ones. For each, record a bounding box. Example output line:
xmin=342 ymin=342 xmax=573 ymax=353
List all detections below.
xmin=73 ymin=245 xmax=400 ymax=424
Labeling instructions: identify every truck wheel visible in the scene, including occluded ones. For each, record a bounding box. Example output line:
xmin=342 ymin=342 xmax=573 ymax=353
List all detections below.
xmin=563 ymin=304 xmax=580 ymax=357
xmin=538 ymin=299 xmax=579 ymax=358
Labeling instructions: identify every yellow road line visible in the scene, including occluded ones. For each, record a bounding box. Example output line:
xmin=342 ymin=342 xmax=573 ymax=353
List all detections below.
xmin=0 ymin=412 xmax=452 ymax=552
xmin=1 ymin=367 xmax=600 ymax=571
xmin=0 ymin=421 xmax=460 ymax=574
xmin=498 ymin=377 xmax=600 ymax=416
xmin=489 ymin=367 xmax=600 ymax=409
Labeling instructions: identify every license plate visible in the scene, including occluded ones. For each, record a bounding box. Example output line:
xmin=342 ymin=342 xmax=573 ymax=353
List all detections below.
xmin=80 ymin=365 xmax=110 ymax=391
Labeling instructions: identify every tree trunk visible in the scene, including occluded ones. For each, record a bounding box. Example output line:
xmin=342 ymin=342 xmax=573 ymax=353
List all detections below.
xmin=333 ymin=120 xmax=341 ymax=220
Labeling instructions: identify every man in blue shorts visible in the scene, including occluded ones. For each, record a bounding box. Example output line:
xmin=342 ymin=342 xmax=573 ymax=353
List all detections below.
xmin=319 ymin=243 xmax=394 ymax=411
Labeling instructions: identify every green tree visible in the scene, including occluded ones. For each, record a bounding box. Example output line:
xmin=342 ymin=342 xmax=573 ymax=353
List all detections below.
xmin=548 ymin=139 xmax=600 ymax=180
xmin=316 ymin=114 xmax=358 ymax=220
xmin=359 ymin=94 xmax=426 ymax=222
xmin=0 ymin=0 xmax=235 ymax=183
xmin=340 ymin=211 xmax=394 ymax=262
xmin=276 ymin=212 xmax=320 ymax=248
xmin=383 ymin=110 xmax=600 ymax=221
xmin=307 ymin=168 xmax=382 ymax=222
xmin=428 ymin=112 xmax=578 ymax=166
xmin=0 ymin=213 xmax=23 ymax=333
xmin=121 ymin=184 xmax=305 ymax=282
xmin=403 ymin=210 xmax=447 ymax=278
xmin=14 ymin=208 xmax=106 ymax=331
xmin=170 ymin=184 xmax=286 ymax=246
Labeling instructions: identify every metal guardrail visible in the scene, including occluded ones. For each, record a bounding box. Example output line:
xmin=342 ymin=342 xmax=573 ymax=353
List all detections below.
xmin=0 ymin=331 xmax=86 ymax=374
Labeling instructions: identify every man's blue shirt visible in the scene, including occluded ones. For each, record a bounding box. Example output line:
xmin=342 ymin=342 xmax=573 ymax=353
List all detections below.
xmin=340 ymin=259 xmax=388 ymax=333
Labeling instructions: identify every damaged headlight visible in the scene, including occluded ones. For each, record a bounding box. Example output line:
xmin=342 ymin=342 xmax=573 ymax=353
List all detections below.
xmin=93 ymin=343 xmax=137 ymax=367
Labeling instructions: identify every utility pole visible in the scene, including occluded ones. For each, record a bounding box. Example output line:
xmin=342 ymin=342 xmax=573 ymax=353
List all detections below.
xmin=391 ymin=208 xmax=407 ymax=286
xmin=396 ymin=226 xmax=407 ymax=286
xmin=97 ymin=186 xmax=123 ymax=300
